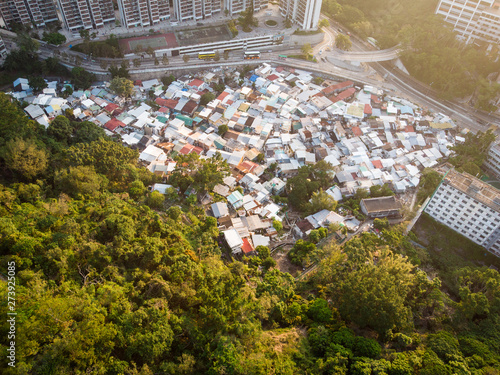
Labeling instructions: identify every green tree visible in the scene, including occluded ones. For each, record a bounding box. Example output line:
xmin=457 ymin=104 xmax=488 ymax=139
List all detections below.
xmin=474 ymin=78 xmax=500 ymax=112
xmin=162 ymin=55 xmax=169 ymax=65
xmin=373 ymin=218 xmax=389 ymax=231
xmin=183 ymin=54 xmax=190 ymax=63
xmin=453 ymin=267 xmax=500 ymax=322
xmin=200 ymin=92 xmax=215 ymax=106
xmin=54 ymin=165 xmax=104 ymax=197
xmin=426 ymin=331 xmax=461 ymax=362
xmin=15 ymin=32 xmax=40 ymax=54
xmin=309 ymin=229 xmax=322 ymax=244
xmin=318 ymin=19 xmax=330 ymax=28
xmin=301 ymin=43 xmax=313 ymax=56
xmin=353 ymin=337 xmax=382 ymax=359
xmin=42 ymin=32 xmax=66 ymax=45
xmin=317 ymin=244 xmax=418 ymax=336
xmin=62 ymin=85 xmax=73 ymax=98
xmin=309 ymin=189 xmax=337 ymax=213
xmin=28 ymin=76 xmax=47 ymax=93
xmin=73 ymin=121 xmax=106 ymax=144
xmin=146 ymin=190 xmax=165 ymax=209
xmin=460 ymin=161 xmax=481 ymax=177
xmin=79 ymin=29 xmax=90 ymax=41
xmin=307 ymin=298 xmax=333 ymax=324
xmin=48 ymin=115 xmax=73 ymax=144
xmin=218 ymin=125 xmax=229 ymax=136
xmin=288 ymin=239 xmax=316 ymax=266
xmin=167 ymin=205 xmax=183 ymax=221
xmin=146 ymin=46 xmax=155 ymax=56
xmin=322 ymin=0 xmax=342 ymax=17
xmin=238 ymin=3 xmax=258 ymax=32
xmin=133 ymin=58 xmax=141 ymax=67
xmin=335 ymin=34 xmax=352 ymax=50
xmin=71 ymin=67 xmax=96 ymax=89
xmin=109 ymin=77 xmax=135 ymax=97
xmin=273 ymin=219 xmax=283 ymax=232
xmin=417 ymin=168 xmax=442 ymax=203
xmin=256 ymin=245 xmax=271 ymax=260
xmin=108 ymin=61 xmax=130 ymax=78
xmin=3 ymin=138 xmax=48 ymax=180
xmin=161 ymin=74 xmax=175 ymax=87
xmin=129 ymin=180 xmax=146 ymax=199
xmin=370 ymin=183 xmax=394 ymax=197
xmin=65 ymin=138 xmax=139 ymax=180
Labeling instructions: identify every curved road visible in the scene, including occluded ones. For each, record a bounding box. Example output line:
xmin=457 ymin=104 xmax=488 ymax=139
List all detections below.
xmin=2 ymin=25 xmax=499 ymax=134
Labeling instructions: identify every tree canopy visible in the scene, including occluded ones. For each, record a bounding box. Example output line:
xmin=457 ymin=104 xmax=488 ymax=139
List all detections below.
xmin=109 ymin=77 xmax=135 ymax=97
xmin=0 ymin=93 xmax=499 ymax=375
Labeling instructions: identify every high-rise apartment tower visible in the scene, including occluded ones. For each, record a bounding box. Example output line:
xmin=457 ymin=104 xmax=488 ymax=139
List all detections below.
xmin=225 ymin=0 xmax=268 ymax=16
xmin=424 ymin=168 xmax=500 ymax=257
xmin=0 ymin=0 xmax=58 ymax=28
xmin=117 ymin=0 xmax=170 ymax=28
xmin=279 ymin=0 xmax=322 ymax=30
xmin=435 ymin=0 xmax=500 ymax=47
xmin=483 ymin=141 xmax=500 ymax=180
xmin=57 ymin=0 xmax=115 ymax=32
xmin=0 ymin=35 xmax=7 ymax=57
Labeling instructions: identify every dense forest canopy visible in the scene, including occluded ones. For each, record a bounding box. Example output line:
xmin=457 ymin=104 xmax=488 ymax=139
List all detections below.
xmin=0 ymin=93 xmax=500 ymax=374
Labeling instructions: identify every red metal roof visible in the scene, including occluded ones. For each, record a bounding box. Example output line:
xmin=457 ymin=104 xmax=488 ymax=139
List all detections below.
xmin=351 ymin=126 xmax=363 ymax=136
xmin=364 ymin=104 xmax=372 ymax=115
xmin=237 ymin=160 xmax=259 ymax=173
xmin=330 ymin=87 xmax=356 ymax=103
xmin=104 ymin=118 xmax=126 ymax=132
xmin=155 ymin=97 xmax=178 ymax=109
xmin=371 ymin=160 xmax=383 ymax=169
xmin=188 ymin=78 xmax=204 ymax=87
xmin=267 ymin=74 xmax=279 ymax=81
xmin=405 ymin=125 xmax=415 ymax=133
xmin=182 ymin=100 xmax=198 ymax=115
xmin=159 ymin=107 xmax=169 ymax=113
xmin=322 ymin=80 xmax=353 ymax=96
xmin=241 ymin=238 xmax=254 ymax=255
xmin=216 ymin=91 xmax=229 ymax=101
xmin=179 ymin=144 xmax=194 ymax=155
xmin=105 ymin=103 xmax=119 ymax=113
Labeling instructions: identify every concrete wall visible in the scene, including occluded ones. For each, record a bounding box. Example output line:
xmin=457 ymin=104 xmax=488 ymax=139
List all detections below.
xmin=289 ymin=32 xmax=324 ymax=47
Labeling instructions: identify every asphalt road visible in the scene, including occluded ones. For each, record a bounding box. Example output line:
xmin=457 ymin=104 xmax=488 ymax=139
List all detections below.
xmin=4 ymin=24 xmax=499 ymax=134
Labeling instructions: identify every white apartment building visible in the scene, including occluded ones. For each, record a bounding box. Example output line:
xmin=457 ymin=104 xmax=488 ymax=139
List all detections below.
xmin=279 ymin=0 xmax=322 ymax=30
xmin=172 ymin=0 xmax=203 ymax=22
xmin=0 ymin=35 xmax=7 ymax=57
xmin=483 ymin=141 xmax=500 ymax=180
xmin=435 ymin=0 xmax=500 ymax=47
xmin=117 ymin=0 xmax=170 ymax=28
xmin=224 ymin=0 xmax=268 ymax=16
xmin=425 ymin=168 xmax=500 ymax=257
xmin=203 ymin=0 xmax=222 ymax=18
xmin=0 ymin=0 xmax=58 ymax=28
xmin=58 ymin=0 xmax=115 ymax=32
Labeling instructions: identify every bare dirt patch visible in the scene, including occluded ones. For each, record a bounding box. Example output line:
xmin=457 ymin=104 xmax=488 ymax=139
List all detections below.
xmin=273 ymin=246 xmax=302 ymax=277
xmin=263 ymin=327 xmax=307 ymax=353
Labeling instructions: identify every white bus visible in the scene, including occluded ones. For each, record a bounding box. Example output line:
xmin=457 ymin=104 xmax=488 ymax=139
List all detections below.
xmin=244 ymin=51 xmax=260 ymax=60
